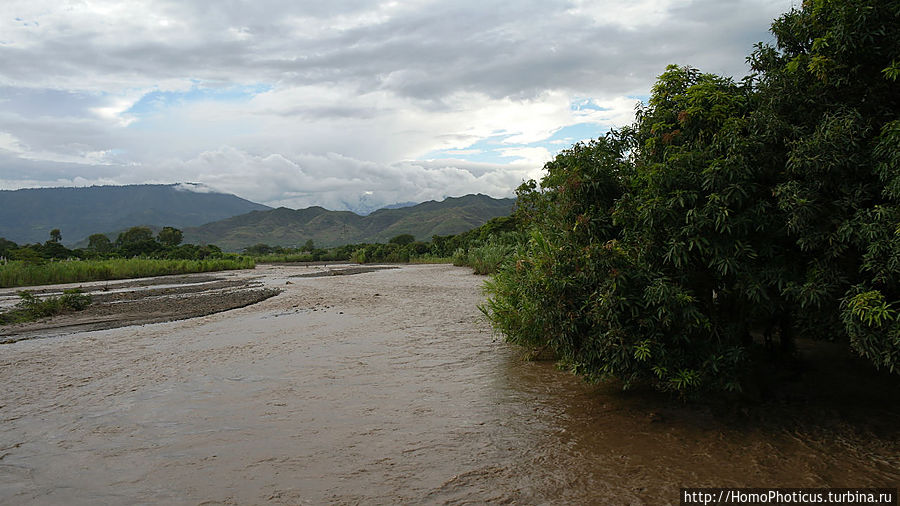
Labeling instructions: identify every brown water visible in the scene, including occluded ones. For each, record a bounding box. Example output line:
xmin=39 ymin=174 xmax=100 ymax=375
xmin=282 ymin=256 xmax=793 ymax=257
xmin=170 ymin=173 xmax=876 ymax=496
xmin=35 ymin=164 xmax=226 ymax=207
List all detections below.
xmin=1 ymin=264 xmax=898 ymax=504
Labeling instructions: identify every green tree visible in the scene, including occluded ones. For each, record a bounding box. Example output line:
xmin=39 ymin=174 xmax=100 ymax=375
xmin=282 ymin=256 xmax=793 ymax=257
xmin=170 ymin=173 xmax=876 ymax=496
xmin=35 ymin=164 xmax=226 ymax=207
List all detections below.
xmin=49 ymin=229 xmax=62 ymax=243
xmin=116 ymin=226 xmax=160 ymax=257
xmin=9 ymin=247 xmax=43 ymax=264
xmin=0 ymin=237 xmax=17 ymax=258
xmin=243 ymin=243 xmax=273 ymax=256
xmin=484 ymin=71 xmax=769 ymax=393
xmin=747 ymin=0 xmax=900 ymax=370
xmin=389 ymin=234 xmax=415 ymax=245
xmin=157 ymin=226 xmax=183 ymax=247
xmin=39 ymin=241 xmax=73 ymax=260
xmin=482 ymin=136 xmax=634 ymax=380
xmin=482 ymin=0 xmax=900 ymax=394
xmin=116 ymin=226 xmax=154 ymax=246
xmin=87 ymin=234 xmax=113 ymax=253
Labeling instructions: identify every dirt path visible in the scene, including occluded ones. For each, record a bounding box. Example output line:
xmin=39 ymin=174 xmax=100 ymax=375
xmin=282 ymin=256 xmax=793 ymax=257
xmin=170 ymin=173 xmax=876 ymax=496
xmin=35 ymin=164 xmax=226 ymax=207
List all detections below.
xmin=0 ymin=264 xmax=898 ymax=505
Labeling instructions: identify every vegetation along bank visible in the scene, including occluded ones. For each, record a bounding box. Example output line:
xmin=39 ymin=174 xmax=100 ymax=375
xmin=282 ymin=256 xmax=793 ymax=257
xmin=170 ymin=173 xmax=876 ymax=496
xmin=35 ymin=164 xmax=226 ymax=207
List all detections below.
xmin=481 ymin=0 xmax=900 ymax=396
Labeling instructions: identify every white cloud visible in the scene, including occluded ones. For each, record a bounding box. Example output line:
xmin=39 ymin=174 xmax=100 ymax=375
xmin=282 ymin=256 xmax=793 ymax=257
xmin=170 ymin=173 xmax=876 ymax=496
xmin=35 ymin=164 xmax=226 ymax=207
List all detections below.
xmin=0 ymin=130 xmax=117 ymax=165
xmin=0 ymin=0 xmax=791 ymax=211
xmin=174 ymin=182 xmax=218 ymax=193
xmin=0 ymin=132 xmax=27 ymax=154
xmin=148 ymin=146 xmax=528 ymax=210
xmin=567 ymin=0 xmax=675 ymax=29
xmin=498 ymin=147 xmax=553 ymax=166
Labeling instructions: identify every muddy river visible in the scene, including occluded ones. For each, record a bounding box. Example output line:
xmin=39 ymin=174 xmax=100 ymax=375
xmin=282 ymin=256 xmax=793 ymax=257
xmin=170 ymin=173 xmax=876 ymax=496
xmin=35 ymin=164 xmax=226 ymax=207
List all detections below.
xmin=1 ymin=264 xmax=897 ymax=504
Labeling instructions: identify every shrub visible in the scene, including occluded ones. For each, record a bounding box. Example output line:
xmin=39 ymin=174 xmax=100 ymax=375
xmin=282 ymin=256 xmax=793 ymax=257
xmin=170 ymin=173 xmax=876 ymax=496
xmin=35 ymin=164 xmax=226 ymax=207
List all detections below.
xmin=389 ymin=234 xmax=415 ymax=245
xmin=0 ymin=288 xmax=92 ymax=325
xmin=451 ymin=248 xmax=468 ymax=267
xmin=468 ymin=241 xmax=512 ymax=275
xmin=482 ymin=0 xmax=900 ymax=395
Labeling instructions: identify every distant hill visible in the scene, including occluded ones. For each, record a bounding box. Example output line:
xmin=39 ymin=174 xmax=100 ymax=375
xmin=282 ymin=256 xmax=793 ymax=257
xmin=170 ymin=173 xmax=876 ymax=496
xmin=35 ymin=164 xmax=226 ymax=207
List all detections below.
xmin=184 ymin=194 xmax=516 ymax=250
xmin=374 ymin=201 xmax=418 ymax=212
xmin=0 ymin=184 xmax=271 ymax=245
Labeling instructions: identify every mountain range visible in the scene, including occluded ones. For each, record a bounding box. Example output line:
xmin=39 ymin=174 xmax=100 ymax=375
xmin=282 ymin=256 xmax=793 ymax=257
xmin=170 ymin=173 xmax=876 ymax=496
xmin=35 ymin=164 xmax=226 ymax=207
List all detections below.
xmin=183 ymin=194 xmax=515 ymax=250
xmin=0 ymin=184 xmax=515 ymax=250
xmin=0 ymin=184 xmax=270 ymax=245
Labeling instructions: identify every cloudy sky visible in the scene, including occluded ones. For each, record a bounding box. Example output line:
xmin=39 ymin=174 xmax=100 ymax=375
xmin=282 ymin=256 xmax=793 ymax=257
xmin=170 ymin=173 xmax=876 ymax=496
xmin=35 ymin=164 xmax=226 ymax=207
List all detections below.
xmin=0 ymin=0 xmax=791 ymax=212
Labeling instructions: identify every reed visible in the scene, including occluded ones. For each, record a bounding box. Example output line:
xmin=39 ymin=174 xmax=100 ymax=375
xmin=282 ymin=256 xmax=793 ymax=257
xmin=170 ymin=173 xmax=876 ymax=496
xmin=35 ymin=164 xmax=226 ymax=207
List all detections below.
xmin=467 ymin=241 xmax=513 ymax=275
xmin=252 ymin=253 xmax=316 ymax=263
xmin=407 ymin=255 xmax=453 ymax=264
xmin=0 ymin=257 xmax=256 ymax=288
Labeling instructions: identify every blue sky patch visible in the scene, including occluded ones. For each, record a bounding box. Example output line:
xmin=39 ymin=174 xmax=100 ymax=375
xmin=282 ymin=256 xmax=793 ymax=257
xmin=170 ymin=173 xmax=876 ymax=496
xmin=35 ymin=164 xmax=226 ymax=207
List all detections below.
xmin=629 ymin=94 xmax=650 ymax=105
xmin=570 ymin=98 xmax=610 ymax=112
xmin=125 ymin=83 xmax=271 ymax=118
xmin=424 ymin=121 xmax=610 ymax=165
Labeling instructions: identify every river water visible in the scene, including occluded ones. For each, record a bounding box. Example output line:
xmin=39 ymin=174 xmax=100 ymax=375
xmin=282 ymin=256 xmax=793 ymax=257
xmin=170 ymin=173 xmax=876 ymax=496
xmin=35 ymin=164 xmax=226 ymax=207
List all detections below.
xmin=1 ymin=264 xmax=897 ymax=504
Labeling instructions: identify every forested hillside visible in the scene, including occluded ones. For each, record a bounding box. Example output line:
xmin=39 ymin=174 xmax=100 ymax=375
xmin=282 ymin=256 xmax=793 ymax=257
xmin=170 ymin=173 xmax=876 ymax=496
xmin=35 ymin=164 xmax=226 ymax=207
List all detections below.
xmin=0 ymin=184 xmax=270 ymax=245
xmin=183 ymin=194 xmax=515 ymax=250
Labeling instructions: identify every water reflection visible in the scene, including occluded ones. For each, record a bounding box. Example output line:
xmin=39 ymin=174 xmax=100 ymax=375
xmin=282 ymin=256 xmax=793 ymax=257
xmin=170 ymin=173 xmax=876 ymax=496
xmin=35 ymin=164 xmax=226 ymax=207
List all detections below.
xmin=486 ymin=340 xmax=900 ymax=503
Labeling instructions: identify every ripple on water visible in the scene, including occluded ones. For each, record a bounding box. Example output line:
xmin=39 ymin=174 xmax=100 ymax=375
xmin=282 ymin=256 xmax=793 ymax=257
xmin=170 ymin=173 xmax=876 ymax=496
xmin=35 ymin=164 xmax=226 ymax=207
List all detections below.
xmin=0 ymin=264 xmax=897 ymax=505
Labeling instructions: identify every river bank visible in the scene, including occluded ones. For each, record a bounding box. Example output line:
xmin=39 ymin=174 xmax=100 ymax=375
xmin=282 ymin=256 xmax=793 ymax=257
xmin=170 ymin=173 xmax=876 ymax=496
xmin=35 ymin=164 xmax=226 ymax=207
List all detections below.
xmin=0 ymin=271 xmax=278 ymax=344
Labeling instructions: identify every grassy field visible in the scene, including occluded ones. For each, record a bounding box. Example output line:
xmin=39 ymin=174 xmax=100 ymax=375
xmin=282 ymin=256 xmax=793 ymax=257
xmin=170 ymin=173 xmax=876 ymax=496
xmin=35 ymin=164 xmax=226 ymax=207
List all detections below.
xmin=252 ymin=253 xmax=316 ymax=263
xmin=0 ymin=257 xmax=256 ymax=289
xmin=253 ymin=251 xmax=454 ymax=265
xmin=407 ymin=255 xmax=453 ymax=264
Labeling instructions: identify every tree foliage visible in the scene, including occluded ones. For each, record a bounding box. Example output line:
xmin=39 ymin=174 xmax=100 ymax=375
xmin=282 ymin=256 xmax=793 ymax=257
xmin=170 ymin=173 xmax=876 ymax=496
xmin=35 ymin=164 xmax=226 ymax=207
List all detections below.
xmin=116 ymin=226 xmax=160 ymax=257
xmin=87 ymin=234 xmax=113 ymax=253
xmin=482 ymin=0 xmax=900 ymax=395
xmin=389 ymin=234 xmax=415 ymax=245
xmin=157 ymin=226 xmax=183 ymax=247
xmin=751 ymin=0 xmax=900 ymax=371
xmin=0 ymin=238 xmax=16 ymax=258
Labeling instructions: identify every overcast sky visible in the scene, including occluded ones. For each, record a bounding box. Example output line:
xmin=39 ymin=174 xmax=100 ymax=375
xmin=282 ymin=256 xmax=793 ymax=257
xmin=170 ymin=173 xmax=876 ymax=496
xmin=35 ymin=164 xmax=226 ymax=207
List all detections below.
xmin=0 ymin=0 xmax=791 ymax=211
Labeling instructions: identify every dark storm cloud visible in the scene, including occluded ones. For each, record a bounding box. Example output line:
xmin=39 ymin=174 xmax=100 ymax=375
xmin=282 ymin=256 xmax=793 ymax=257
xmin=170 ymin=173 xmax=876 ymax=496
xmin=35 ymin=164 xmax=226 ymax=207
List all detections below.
xmin=2 ymin=0 xmax=785 ymax=96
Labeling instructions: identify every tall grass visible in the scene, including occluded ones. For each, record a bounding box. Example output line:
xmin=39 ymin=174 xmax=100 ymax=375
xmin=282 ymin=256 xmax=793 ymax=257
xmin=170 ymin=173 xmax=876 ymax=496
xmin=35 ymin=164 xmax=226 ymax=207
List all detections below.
xmin=451 ymin=248 xmax=468 ymax=267
xmin=408 ymin=255 xmax=453 ymax=264
xmin=0 ymin=257 xmax=256 ymax=288
xmin=467 ymin=241 xmax=513 ymax=275
xmin=253 ymin=253 xmax=315 ymax=263
xmin=350 ymin=248 xmax=367 ymax=264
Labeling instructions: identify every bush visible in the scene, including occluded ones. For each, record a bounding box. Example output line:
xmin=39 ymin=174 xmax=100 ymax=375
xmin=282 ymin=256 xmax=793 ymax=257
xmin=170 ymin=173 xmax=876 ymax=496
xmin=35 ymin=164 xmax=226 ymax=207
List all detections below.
xmin=389 ymin=234 xmax=415 ymax=245
xmin=468 ymin=241 xmax=513 ymax=275
xmin=1 ymin=288 xmax=92 ymax=325
xmin=482 ymin=0 xmax=900 ymax=395
xmin=451 ymin=248 xmax=468 ymax=267
xmin=351 ymin=248 xmax=367 ymax=264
